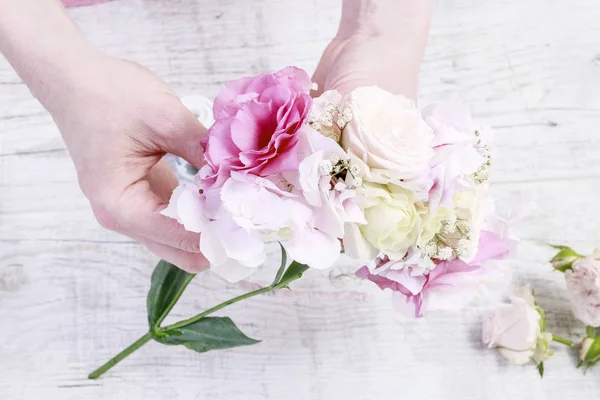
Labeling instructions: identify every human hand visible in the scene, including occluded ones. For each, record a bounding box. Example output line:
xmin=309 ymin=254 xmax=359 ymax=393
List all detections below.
xmin=45 ymin=52 xmax=209 ymax=272
xmin=312 ymin=0 xmax=433 ymax=99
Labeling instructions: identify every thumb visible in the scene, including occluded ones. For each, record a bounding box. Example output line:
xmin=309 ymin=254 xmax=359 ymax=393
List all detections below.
xmin=157 ymin=101 xmax=208 ymax=169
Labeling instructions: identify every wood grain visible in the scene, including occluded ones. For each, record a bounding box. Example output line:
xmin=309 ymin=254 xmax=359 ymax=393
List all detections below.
xmin=1 ymin=0 xmax=600 ymax=399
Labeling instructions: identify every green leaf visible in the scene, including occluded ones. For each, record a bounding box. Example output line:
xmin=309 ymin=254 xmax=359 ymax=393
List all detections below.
xmin=270 ymin=244 xmax=288 ymax=286
xmin=537 ymin=362 xmax=544 ymax=378
xmin=535 ymin=306 xmax=547 ymax=332
xmin=155 ymin=317 xmax=260 ymax=353
xmin=275 ymin=261 xmax=309 ymax=289
xmin=147 ymin=260 xmax=195 ymax=329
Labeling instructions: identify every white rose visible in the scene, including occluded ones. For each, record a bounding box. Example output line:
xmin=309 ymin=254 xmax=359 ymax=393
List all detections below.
xmin=565 ymin=254 xmax=600 ymax=327
xmin=342 ymin=86 xmax=434 ymax=186
xmin=358 ymin=182 xmax=420 ymax=260
xmin=482 ymin=285 xmax=546 ymax=365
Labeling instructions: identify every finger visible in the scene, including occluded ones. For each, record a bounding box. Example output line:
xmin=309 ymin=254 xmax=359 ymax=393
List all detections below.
xmin=114 ymin=179 xmax=202 ymax=253
xmin=140 ymin=238 xmax=209 ymax=273
xmin=155 ymin=101 xmax=207 ymax=169
xmin=147 ymin=158 xmax=179 ymax=203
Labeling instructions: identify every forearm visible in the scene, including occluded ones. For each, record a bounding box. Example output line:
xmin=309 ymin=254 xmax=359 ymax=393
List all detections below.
xmin=0 ymin=0 xmax=99 ymax=107
xmin=335 ymin=0 xmax=434 ymax=99
xmin=337 ymin=0 xmax=433 ymax=40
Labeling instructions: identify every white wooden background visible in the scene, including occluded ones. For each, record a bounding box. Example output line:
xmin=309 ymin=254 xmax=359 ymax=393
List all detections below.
xmin=2 ymin=0 xmax=600 ymax=399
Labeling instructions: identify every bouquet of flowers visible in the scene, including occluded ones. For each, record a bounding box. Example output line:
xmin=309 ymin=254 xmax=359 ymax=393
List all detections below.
xmin=89 ymin=66 xmax=512 ymax=378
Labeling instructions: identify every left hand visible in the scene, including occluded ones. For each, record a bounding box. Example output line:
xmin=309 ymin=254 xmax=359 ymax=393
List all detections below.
xmin=312 ymin=0 xmax=434 ymax=99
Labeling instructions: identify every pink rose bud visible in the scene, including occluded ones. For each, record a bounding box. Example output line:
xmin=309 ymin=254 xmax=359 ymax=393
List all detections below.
xmin=549 ymin=244 xmax=583 ymax=272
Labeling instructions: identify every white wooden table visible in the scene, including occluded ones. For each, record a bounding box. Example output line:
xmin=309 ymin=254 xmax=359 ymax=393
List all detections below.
xmin=2 ymin=1 xmax=600 ymax=399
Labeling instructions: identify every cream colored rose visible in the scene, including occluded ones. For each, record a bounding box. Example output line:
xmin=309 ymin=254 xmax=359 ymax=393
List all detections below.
xmin=341 ymin=86 xmax=434 ymax=186
xmin=359 ymin=182 xmax=420 ymax=260
xmin=417 ymin=206 xmax=452 ymax=249
xmin=453 ymin=182 xmax=489 ymax=246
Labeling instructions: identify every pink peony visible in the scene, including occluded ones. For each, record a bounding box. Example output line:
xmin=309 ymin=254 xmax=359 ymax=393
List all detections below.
xmin=202 ymin=67 xmax=312 ymax=188
xmin=357 ymin=231 xmax=510 ymax=317
xmin=565 ymin=253 xmax=600 ymax=327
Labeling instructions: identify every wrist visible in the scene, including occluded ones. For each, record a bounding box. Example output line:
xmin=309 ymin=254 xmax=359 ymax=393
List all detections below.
xmin=0 ymin=0 xmax=102 ymax=109
xmin=336 ymin=0 xmax=433 ymax=40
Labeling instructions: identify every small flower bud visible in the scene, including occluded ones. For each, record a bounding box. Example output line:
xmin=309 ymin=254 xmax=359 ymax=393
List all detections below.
xmin=579 ymin=336 xmax=600 ymax=369
xmin=418 ymin=256 xmax=435 ymax=269
xmin=423 ymin=240 xmax=437 ymax=257
xmin=319 ymin=160 xmax=333 ymax=176
xmin=320 ymin=113 xmax=334 ymax=127
xmin=549 ymin=244 xmax=583 ymax=272
xmin=341 ymin=107 xmax=353 ymax=121
xmin=437 ymin=246 xmax=453 ymax=261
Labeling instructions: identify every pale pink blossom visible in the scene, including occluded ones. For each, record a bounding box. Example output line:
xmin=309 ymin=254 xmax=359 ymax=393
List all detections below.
xmin=357 ymin=231 xmax=510 ymax=317
xmin=565 ymin=253 xmax=600 ymax=327
xmin=482 ymin=285 xmax=548 ymax=365
xmin=163 ymin=120 xmax=363 ymax=281
xmin=422 ymin=103 xmax=486 ymax=213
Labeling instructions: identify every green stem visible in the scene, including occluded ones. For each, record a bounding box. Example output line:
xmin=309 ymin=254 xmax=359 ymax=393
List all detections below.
xmin=88 ymin=332 xmax=153 ymax=379
xmin=587 ymin=326 xmax=596 ymax=338
xmin=552 ymin=334 xmax=574 ymax=347
xmin=163 ymin=285 xmax=275 ymax=331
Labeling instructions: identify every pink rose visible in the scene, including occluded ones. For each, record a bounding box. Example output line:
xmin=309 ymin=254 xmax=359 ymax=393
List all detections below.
xmin=565 ymin=253 xmax=600 ymax=327
xmin=202 ymin=67 xmax=312 ymax=187
xmin=357 ymin=231 xmax=510 ymax=317
xmin=482 ymin=285 xmax=552 ymax=365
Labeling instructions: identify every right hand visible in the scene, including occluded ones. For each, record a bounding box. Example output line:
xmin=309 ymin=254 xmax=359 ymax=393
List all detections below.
xmin=45 ymin=51 xmax=209 ymax=272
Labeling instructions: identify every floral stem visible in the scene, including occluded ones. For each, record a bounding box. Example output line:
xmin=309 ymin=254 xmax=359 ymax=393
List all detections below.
xmin=87 ymin=285 xmax=275 ymax=379
xmin=88 ymin=332 xmax=153 ymax=379
xmin=552 ymin=334 xmax=574 ymax=347
xmin=587 ymin=326 xmax=596 ymax=338
xmin=162 ymin=285 xmax=275 ymax=332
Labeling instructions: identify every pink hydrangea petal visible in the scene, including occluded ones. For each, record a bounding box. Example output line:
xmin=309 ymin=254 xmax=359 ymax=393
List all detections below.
xmin=386 ymin=268 xmax=427 ymax=295
xmin=356 ymin=266 xmax=413 ymax=297
xmin=470 ymin=231 xmax=510 ymax=265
